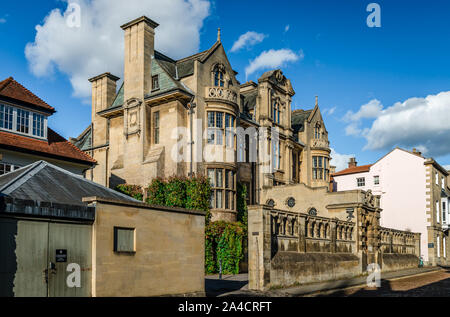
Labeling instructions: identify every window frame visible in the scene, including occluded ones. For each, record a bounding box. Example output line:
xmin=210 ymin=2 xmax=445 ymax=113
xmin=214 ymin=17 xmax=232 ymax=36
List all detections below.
xmin=153 ymin=111 xmax=160 ymax=144
xmin=357 ymin=177 xmax=366 ymax=187
xmin=152 ymin=75 xmax=160 ymax=91
xmin=374 ymin=175 xmax=380 ymax=185
xmin=113 ymin=227 xmax=136 ymax=254
xmin=208 ymin=167 xmax=236 ymax=211
xmin=0 ymin=103 xmax=48 ymax=139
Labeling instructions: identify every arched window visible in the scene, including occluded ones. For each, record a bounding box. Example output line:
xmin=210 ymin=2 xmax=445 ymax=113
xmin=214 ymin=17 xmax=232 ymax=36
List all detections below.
xmin=213 ymin=64 xmax=225 ymax=87
xmin=314 ymin=123 xmax=321 ymax=139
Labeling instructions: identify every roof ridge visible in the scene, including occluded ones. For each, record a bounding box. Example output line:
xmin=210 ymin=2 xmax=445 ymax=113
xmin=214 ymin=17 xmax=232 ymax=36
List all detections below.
xmin=49 ymin=128 xmax=96 ymax=163
xmin=0 ymin=77 xmax=55 ymax=112
xmin=0 ymin=77 xmax=13 ymax=91
xmin=0 ymin=160 xmax=46 ymax=194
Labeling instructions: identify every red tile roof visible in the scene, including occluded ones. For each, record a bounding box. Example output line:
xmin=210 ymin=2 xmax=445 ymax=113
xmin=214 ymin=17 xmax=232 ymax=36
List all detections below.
xmin=0 ymin=129 xmax=96 ymax=165
xmin=0 ymin=77 xmax=55 ymax=113
xmin=332 ymin=164 xmax=372 ymax=177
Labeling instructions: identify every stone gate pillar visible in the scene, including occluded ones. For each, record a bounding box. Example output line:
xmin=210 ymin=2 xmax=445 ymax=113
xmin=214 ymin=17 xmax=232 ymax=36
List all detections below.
xmin=248 ymin=205 xmax=272 ymax=291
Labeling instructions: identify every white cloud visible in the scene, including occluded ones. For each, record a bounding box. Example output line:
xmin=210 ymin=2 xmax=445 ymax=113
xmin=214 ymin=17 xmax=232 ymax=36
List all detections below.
xmin=0 ymin=18 xmax=6 ymax=24
xmin=230 ymin=31 xmax=266 ymax=53
xmin=245 ymin=49 xmax=303 ymax=78
xmin=25 ymin=0 xmax=210 ymax=99
xmin=344 ymin=99 xmax=383 ymax=137
xmin=345 ymin=99 xmax=382 ymax=122
xmin=323 ymin=106 xmax=336 ymax=116
xmin=330 ymin=148 xmax=355 ymax=172
xmin=363 ymin=91 xmax=450 ymax=157
xmin=444 ymin=165 xmax=450 ymax=171
xmin=284 ymin=25 xmax=290 ymax=33
xmin=345 ymin=92 xmax=450 ymax=158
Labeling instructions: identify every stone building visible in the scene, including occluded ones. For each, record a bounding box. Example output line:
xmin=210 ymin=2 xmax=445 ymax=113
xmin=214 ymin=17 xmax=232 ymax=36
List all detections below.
xmin=0 ymin=77 xmax=96 ymax=175
xmin=332 ymin=148 xmax=450 ymax=266
xmin=72 ymin=16 xmax=332 ymax=222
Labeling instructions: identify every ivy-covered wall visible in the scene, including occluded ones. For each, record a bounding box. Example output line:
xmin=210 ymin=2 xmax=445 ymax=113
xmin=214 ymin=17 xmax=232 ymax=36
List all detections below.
xmin=115 ymin=178 xmax=249 ymax=275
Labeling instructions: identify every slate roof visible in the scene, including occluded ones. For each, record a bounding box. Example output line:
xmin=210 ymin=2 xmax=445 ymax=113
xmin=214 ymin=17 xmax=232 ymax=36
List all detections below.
xmin=69 ymin=125 xmax=92 ymax=152
xmin=291 ymin=109 xmax=313 ymax=133
xmin=0 ymin=161 xmax=139 ymax=206
xmin=0 ymin=128 xmax=96 ymax=165
xmin=0 ymin=77 xmax=55 ymax=113
xmin=241 ymin=90 xmax=258 ymax=112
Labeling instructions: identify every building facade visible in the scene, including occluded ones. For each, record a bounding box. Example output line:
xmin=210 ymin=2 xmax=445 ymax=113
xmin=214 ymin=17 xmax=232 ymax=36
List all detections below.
xmin=0 ymin=77 xmax=96 ymax=175
xmin=332 ymin=148 xmax=450 ymax=265
xmin=72 ymin=16 xmax=332 ymax=222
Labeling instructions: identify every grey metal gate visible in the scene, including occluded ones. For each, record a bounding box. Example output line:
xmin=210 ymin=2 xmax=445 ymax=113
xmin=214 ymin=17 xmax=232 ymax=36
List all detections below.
xmin=0 ymin=218 xmax=92 ymax=297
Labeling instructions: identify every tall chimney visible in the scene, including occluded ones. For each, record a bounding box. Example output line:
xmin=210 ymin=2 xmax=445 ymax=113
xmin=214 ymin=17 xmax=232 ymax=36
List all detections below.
xmin=89 ymin=72 xmax=120 ymax=147
xmin=348 ymin=157 xmax=357 ymax=168
xmin=121 ymin=16 xmax=158 ymax=104
xmin=121 ymin=16 xmax=159 ymax=162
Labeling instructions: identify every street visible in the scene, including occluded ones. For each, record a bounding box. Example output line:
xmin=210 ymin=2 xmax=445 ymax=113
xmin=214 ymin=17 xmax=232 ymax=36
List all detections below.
xmin=314 ymin=269 xmax=450 ymax=297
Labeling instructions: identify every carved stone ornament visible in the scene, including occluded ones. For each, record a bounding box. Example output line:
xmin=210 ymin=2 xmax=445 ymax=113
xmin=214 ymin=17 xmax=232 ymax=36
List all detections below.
xmin=124 ymin=98 xmax=142 ymax=137
xmin=364 ymin=190 xmax=377 ymax=208
xmin=286 ymin=197 xmax=296 ymax=208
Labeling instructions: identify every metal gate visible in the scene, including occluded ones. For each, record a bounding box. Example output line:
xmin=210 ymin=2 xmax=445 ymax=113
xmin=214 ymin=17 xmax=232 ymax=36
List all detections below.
xmin=0 ymin=218 xmax=92 ymax=297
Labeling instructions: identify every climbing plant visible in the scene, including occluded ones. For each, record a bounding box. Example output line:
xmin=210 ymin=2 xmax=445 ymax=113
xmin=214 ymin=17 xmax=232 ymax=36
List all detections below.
xmin=115 ymin=184 xmax=144 ymax=201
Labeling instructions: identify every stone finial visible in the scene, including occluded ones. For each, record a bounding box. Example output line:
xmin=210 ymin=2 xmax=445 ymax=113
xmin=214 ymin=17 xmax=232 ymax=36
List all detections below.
xmin=217 ymin=28 xmax=221 ymax=42
xmin=315 ymin=96 xmax=318 ymax=107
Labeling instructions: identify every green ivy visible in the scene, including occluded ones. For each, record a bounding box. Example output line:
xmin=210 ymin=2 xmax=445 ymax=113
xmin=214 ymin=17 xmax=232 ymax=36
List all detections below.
xmin=115 ymin=184 xmax=144 ymax=201
xmin=117 ymin=177 xmax=249 ymax=275
xmin=205 ymin=221 xmax=246 ymax=275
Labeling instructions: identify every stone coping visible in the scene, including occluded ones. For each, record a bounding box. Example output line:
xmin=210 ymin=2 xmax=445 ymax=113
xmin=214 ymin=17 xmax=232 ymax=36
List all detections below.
xmin=82 ymin=196 xmax=206 ymax=217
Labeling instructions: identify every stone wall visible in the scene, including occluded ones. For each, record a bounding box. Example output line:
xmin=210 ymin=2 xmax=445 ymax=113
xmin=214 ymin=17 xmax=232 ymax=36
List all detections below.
xmin=85 ymin=197 xmax=205 ymax=297
xmin=248 ymin=194 xmax=421 ymax=290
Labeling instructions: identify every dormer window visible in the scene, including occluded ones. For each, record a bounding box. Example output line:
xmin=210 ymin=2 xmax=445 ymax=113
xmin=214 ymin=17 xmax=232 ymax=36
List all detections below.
xmin=152 ymin=75 xmax=159 ymax=91
xmin=0 ymin=104 xmax=13 ymax=130
xmin=0 ymin=103 xmax=47 ymax=139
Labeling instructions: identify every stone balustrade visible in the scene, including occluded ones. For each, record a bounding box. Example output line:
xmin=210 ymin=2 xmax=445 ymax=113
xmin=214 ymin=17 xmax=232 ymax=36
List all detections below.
xmin=205 ymin=86 xmax=238 ymax=104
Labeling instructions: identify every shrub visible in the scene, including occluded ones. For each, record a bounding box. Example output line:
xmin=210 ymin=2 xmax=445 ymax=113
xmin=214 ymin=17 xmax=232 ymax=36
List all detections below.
xmin=237 ymin=182 xmax=248 ymax=227
xmin=146 ymin=178 xmax=166 ymax=206
xmin=115 ymin=184 xmax=144 ymax=201
xmin=186 ymin=175 xmax=212 ymax=223
xmin=165 ymin=176 xmax=187 ymax=208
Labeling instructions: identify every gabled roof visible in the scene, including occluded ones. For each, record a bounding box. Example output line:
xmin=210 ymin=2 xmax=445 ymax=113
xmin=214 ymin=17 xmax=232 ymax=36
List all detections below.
xmin=70 ymin=125 xmax=92 ymax=151
xmin=291 ymin=109 xmax=313 ymax=133
xmin=0 ymin=77 xmax=55 ymax=113
xmin=0 ymin=128 xmax=96 ymax=165
xmin=332 ymin=164 xmax=373 ymax=177
xmin=0 ymin=161 xmax=139 ymax=206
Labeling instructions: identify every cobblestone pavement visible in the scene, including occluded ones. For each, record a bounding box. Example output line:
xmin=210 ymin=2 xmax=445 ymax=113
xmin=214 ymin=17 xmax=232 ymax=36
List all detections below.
xmin=314 ymin=269 xmax=450 ymax=297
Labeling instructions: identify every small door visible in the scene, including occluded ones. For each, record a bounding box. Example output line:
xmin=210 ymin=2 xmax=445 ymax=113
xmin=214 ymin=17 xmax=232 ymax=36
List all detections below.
xmin=47 ymin=223 xmax=92 ymax=297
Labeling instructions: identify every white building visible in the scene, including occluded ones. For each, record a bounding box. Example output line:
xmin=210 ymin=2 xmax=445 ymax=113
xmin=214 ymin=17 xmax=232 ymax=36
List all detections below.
xmin=332 ymin=148 xmax=449 ymax=265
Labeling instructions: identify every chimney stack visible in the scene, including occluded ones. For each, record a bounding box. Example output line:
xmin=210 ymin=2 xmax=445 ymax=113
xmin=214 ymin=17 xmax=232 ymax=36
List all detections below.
xmin=121 ymin=16 xmax=159 ymax=103
xmin=348 ymin=157 xmax=357 ymax=168
xmin=412 ymin=148 xmax=422 ymax=157
xmin=89 ymin=72 xmax=120 ymax=147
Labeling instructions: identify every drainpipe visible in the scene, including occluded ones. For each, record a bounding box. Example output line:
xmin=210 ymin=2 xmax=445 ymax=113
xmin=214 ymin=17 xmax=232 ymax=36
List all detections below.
xmin=187 ymin=97 xmax=197 ymax=177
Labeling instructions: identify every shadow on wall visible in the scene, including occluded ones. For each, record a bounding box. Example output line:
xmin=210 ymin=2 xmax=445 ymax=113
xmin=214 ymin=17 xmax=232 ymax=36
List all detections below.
xmin=0 ymin=218 xmax=18 ymax=297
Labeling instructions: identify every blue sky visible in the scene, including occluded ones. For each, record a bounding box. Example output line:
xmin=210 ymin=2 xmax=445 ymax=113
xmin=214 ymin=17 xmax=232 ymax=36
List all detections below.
xmin=1 ymin=0 xmax=450 ymax=170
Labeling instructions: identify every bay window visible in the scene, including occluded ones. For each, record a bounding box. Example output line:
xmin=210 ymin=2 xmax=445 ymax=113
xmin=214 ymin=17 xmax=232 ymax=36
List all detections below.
xmin=207 ymin=111 xmax=235 ymax=147
xmin=313 ymin=156 xmax=330 ymax=180
xmin=208 ymin=168 xmax=236 ymax=210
